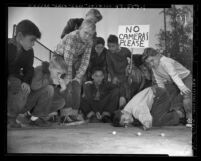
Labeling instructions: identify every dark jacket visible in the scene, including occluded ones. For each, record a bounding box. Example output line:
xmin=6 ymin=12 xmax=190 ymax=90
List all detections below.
xmin=83 ymin=81 xmax=123 ymax=101
xmin=8 ymin=38 xmax=34 ymax=85
xmin=87 ymin=47 xmax=108 ymax=73
xmin=61 ymin=18 xmax=84 ymax=39
xmin=106 ymin=47 xmax=131 ymax=81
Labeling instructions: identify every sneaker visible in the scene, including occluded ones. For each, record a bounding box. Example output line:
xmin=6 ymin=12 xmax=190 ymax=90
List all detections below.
xmin=186 ymin=118 xmax=192 ymax=128
xmin=48 ymin=115 xmax=59 ymax=123
xmin=29 ymin=118 xmax=51 ymax=127
xmin=7 ymin=116 xmax=21 ymax=128
xmin=16 ymin=114 xmax=31 ymax=127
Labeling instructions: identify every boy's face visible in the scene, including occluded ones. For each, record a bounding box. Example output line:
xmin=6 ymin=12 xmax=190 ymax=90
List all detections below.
xmin=79 ymin=26 xmax=95 ymax=43
xmin=85 ymin=15 xmax=98 ymax=23
xmin=49 ymin=66 xmax=65 ymax=85
xmin=95 ymin=44 xmax=104 ymax=55
xmin=18 ymin=33 xmax=37 ymax=51
xmin=140 ymin=65 xmax=151 ymax=80
xmin=92 ymin=70 xmax=104 ymax=85
xmin=145 ymin=56 xmax=160 ymax=69
xmin=108 ymin=43 xmax=119 ymax=54
xmin=119 ymin=110 xmax=134 ymax=126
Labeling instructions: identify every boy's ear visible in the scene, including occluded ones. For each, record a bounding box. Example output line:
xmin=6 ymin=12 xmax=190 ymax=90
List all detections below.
xmin=16 ymin=32 xmax=24 ymax=40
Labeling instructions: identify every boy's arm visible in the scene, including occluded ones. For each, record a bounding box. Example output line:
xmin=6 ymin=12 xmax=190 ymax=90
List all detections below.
xmin=55 ymin=36 xmax=73 ymax=84
xmin=74 ymin=43 xmax=92 ymax=83
xmin=106 ymin=54 xmax=114 ymax=79
xmin=162 ymin=62 xmax=188 ymax=91
xmin=22 ymin=50 xmax=34 ymax=85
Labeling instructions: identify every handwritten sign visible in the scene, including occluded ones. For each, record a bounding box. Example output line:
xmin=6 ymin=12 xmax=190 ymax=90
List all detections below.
xmin=118 ymin=25 xmax=149 ymax=48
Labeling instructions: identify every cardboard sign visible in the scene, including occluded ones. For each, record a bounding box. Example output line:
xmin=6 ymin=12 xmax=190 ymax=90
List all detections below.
xmin=118 ymin=25 xmax=149 ymax=48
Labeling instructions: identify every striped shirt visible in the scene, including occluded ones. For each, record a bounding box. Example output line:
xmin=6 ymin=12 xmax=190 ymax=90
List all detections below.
xmin=55 ymin=30 xmax=93 ymax=83
xmin=152 ymin=56 xmax=190 ymax=91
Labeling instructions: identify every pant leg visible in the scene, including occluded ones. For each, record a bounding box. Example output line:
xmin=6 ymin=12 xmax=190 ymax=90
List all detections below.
xmin=99 ymin=88 xmax=119 ymax=115
xmin=72 ymin=80 xmax=81 ymax=110
xmin=7 ymin=77 xmax=28 ymax=117
xmin=80 ymin=98 xmax=94 ymax=116
xmin=25 ymin=85 xmax=58 ymax=117
xmin=151 ymin=88 xmax=180 ymax=126
xmin=182 ymin=74 xmax=192 ymax=118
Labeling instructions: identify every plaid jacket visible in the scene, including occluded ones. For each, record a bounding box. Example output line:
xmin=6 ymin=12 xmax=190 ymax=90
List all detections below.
xmin=55 ymin=30 xmax=93 ymax=83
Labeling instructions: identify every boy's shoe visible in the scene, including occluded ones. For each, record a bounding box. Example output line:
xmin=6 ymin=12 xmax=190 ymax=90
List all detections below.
xmin=76 ymin=113 xmax=84 ymax=121
xmin=29 ymin=118 xmax=51 ymax=127
xmin=60 ymin=115 xmax=73 ymax=124
xmin=48 ymin=115 xmax=59 ymax=123
xmin=186 ymin=118 xmax=192 ymax=128
xmin=16 ymin=114 xmax=31 ymax=127
xmin=89 ymin=115 xmax=101 ymax=123
xmin=102 ymin=115 xmax=111 ymax=123
xmin=7 ymin=117 xmax=21 ymax=128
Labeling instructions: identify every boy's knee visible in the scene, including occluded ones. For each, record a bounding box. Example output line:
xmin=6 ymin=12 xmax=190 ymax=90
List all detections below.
xmin=45 ymin=85 xmax=54 ymax=97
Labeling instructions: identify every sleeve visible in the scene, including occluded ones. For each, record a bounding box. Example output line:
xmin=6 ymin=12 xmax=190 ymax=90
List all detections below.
xmin=60 ymin=18 xmax=83 ymax=39
xmin=83 ymin=83 xmax=93 ymax=100
xmin=75 ymin=44 xmax=92 ymax=82
xmin=55 ymin=36 xmax=74 ymax=82
xmin=60 ymin=19 xmax=76 ymax=39
xmin=162 ymin=61 xmax=187 ymax=91
xmin=22 ymin=50 xmax=34 ymax=85
xmin=106 ymin=53 xmax=114 ymax=79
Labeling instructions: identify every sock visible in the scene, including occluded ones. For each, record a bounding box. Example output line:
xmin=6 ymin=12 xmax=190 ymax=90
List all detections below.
xmin=31 ymin=116 xmax=39 ymax=121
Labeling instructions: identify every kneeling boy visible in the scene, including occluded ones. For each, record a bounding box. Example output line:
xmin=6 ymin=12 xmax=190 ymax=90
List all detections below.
xmin=112 ymin=86 xmax=185 ymax=130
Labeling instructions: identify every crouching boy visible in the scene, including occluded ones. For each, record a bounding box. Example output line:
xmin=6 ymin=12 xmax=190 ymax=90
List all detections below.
xmin=142 ymin=47 xmax=192 ymax=127
xmin=7 ymin=20 xmax=41 ymax=127
xmin=16 ymin=60 xmax=66 ymax=127
xmin=112 ymin=86 xmax=185 ymax=130
xmin=80 ymin=67 xmax=124 ymax=123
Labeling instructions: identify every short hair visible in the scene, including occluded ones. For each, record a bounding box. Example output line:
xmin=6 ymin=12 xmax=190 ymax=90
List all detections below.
xmin=142 ymin=47 xmax=159 ymax=61
xmin=41 ymin=61 xmax=50 ymax=75
xmin=49 ymin=54 xmax=68 ymax=73
xmin=112 ymin=110 xmax=124 ymax=127
xmin=107 ymin=35 xmax=118 ymax=44
xmin=95 ymin=37 xmax=105 ymax=46
xmin=16 ymin=19 xmax=41 ymax=39
xmin=91 ymin=67 xmax=104 ymax=75
xmin=86 ymin=9 xmax=102 ymax=22
xmin=80 ymin=19 xmax=96 ymax=32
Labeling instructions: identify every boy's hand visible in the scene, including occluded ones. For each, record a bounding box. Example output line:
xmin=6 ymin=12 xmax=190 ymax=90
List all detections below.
xmin=58 ymin=77 xmax=67 ymax=92
xmin=180 ymin=86 xmax=191 ymax=95
xmin=119 ymin=97 xmax=127 ymax=108
xmin=21 ymin=82 xmax=31 ymax=95
xmin=96 ymin=112 xmax=102 ymax=120
xmin=72 ymin=77 xmax=81 ymax=84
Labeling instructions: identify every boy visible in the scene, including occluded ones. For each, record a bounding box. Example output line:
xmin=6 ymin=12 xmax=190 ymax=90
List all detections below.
xmin=106 ymin=34 xmax=131 ymax=106
xmin=80 ymin=67 xmax=124 ymax=123
xmin=142 ymin=47 xmax=192 ymax=127
xmin=61 ymin=9 xmax=102 ymax=39
xmin=112 ymin=86 xmax=184 ymax=129
xmin=86 ymin=37 xmax=108 ymax=81
xmin=55 ymin=20 xmax=96 ymax=122
xmin=7 ymin=20 xmax=41 ymax=127
xmin=15 ymin=60 xmax=66 ymax=127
